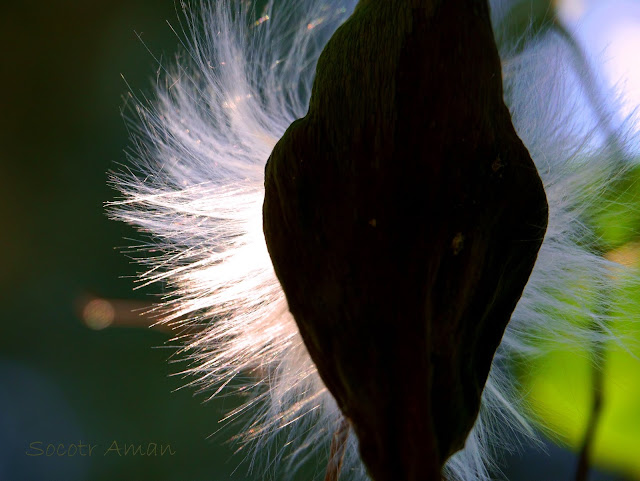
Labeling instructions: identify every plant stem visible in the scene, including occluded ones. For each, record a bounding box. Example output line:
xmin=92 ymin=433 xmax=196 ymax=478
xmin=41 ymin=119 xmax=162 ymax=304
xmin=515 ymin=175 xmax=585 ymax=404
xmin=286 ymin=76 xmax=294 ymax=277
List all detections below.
xmin=324 ymin=419 xmax=350 ymax=481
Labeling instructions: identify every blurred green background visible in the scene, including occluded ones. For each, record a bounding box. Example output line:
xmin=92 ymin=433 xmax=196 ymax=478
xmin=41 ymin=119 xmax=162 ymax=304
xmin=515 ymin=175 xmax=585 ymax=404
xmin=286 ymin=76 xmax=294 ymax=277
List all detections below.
xmin=0 ymin=2 xmax=252 ymax=480
xmin=1 ymin=1 xmax=639 ymax=480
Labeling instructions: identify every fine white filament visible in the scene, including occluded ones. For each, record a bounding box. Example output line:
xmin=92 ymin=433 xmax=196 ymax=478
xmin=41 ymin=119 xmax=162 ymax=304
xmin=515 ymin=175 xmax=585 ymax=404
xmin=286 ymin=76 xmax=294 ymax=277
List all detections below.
xmin=110 ymin=1 xmax=638 ymax=480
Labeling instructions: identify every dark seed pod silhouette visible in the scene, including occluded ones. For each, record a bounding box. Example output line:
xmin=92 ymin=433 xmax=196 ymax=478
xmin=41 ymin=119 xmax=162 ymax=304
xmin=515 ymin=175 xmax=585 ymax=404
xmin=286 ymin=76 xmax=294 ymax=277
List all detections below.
xmin=263 ymin=1 xmax=549 ymax=479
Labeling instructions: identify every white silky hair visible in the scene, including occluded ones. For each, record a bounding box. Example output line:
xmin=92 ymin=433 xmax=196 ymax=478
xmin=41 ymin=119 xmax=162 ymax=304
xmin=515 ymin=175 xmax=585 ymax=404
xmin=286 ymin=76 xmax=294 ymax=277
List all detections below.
xmin=110 ymin=1 xmax=639 ymax=480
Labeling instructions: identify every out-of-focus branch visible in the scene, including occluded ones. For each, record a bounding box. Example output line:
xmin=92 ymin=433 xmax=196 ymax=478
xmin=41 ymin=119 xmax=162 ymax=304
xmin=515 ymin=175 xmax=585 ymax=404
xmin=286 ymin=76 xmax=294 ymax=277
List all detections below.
xmin=571 ymin=241 xmax=638 ymax=481
xmin=574 ymin=342 xmax=605 ymax=481
xmin=554 ymin=8 xmax=637 ymax=475
xmin=552 ymin=18 xmax=627 ymax=166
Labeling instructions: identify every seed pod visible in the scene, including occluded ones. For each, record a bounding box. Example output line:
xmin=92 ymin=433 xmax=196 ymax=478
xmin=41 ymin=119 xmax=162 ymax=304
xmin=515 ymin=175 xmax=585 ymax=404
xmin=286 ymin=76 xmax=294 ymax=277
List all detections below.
xmin=263 ymin=1 xmax=549 ymax=479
